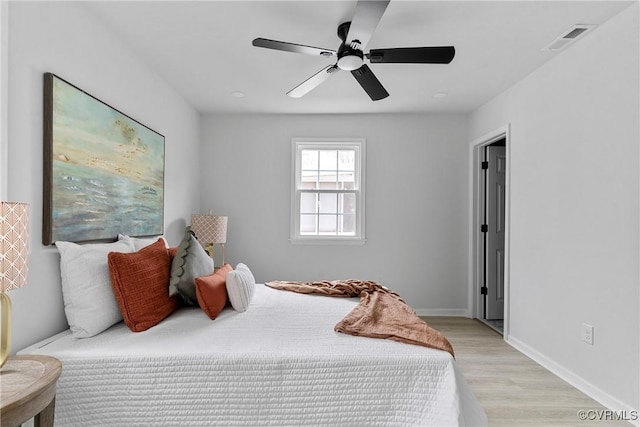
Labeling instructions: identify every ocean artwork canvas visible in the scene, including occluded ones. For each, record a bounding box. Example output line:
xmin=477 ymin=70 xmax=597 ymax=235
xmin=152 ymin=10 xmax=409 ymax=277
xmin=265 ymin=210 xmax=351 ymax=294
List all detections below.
xmin=43 ymin=73 xmax=165 ymax=244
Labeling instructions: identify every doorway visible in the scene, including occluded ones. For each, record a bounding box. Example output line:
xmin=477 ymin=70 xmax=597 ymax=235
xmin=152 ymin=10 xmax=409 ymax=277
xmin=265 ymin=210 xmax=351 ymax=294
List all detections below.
xmin=471 ymin=127 xmax=510 ymax=337
xmin=482 ymin=140 xmax=506 ymax=333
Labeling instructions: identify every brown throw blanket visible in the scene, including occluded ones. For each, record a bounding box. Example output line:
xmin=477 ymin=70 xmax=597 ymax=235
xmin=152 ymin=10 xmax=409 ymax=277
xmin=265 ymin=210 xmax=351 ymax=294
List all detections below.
xmin=266 ymin=280 xmax=454 ymax=358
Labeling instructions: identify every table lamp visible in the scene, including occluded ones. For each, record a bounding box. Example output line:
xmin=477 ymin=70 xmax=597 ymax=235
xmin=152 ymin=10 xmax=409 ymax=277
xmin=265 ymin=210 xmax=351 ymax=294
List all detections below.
xmin=1 ymin=202 xmax=29 ymax=368
xmin=191 ymin=213 xmax=227 ymax=267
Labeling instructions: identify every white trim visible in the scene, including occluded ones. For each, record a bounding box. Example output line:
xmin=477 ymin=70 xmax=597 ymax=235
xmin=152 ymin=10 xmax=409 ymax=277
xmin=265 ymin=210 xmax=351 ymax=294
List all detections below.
xmin=414 ymin=309 xmax=472 ymax=318
xmin=290 ymin=236 xmax=366 ymax=245
xmin=0 ymin=1 xmax=9 ymax=200
xmin=507 ymin=335 xmax=639 ymax=423
xmin=290 ymin=138 xmax=366 ymax=244
xmin=468 ymin=124 xmax=511 ymax=339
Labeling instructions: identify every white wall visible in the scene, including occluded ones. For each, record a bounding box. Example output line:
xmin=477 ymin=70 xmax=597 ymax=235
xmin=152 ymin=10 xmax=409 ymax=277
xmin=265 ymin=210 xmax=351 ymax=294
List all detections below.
xmin=469 ymin=3 xmax=639 ymax=412
xmin=1 ymin=0 xmax=8 ymax=198
xmin=6 ymin=1 xmax=201 ymax=352
xmin=200 ymin=113 xmax=470 ymax=314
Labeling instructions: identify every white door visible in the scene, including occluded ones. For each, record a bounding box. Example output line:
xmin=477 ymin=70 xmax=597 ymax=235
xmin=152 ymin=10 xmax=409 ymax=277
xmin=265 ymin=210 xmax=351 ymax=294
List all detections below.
xmin=485 ymin=145 xmax=506 ymax=320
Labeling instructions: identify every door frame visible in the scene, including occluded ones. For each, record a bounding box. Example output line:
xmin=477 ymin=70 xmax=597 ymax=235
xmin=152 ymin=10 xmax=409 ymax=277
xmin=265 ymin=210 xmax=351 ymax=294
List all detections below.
xmin=468 ymin=124 xmax=511 ymax=339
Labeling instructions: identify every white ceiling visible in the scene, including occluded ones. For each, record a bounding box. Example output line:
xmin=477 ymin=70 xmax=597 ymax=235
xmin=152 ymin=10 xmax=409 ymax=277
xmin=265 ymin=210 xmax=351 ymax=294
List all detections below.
xmin=83 ymin=1 xmax=633 ymax=115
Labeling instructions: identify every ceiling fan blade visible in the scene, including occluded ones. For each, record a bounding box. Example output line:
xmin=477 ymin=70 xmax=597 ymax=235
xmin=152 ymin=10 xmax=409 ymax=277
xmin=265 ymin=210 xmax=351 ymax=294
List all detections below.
xmin=345 ymin=0 xmax=390 ymax=50
xmin=252 ymin=38 xmax=336 ymax=57
xmin=368 ymin=46 xmax=455 ymax=64
xmin=351 ymin=64 xmax=389 ymax=101
xmin=287 ymin=64 xmax=340 ymax=98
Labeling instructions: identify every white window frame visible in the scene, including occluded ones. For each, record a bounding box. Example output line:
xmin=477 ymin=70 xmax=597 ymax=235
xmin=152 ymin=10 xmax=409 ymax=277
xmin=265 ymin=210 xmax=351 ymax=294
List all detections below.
xmin=291 ymin=138 xmax=365 ymax=244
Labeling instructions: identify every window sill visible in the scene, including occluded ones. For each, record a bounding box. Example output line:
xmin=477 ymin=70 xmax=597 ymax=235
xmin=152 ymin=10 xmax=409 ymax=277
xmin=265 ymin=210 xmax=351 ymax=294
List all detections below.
xmin=289 ymin=236 xmax=366 ymax=245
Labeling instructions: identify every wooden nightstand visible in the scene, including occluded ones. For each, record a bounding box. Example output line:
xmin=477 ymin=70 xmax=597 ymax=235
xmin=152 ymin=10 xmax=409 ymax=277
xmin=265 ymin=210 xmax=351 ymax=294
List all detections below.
xmin=0 ymin=355 xmax=62 ymax=427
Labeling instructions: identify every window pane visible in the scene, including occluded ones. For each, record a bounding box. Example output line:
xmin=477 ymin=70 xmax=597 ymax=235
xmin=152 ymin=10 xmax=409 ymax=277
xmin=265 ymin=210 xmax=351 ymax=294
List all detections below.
xmin=301 ymin=150 xmax=318 ymax=170
xmin=318 ymin=214 xmax=337 ymax=233
xmin=341 ymin=181 xmax=355 ymax=190
xmin=301 ymin=168 xmax=318 ymax=190
xmin=300 ymin=214 xmax=316 ymax=234
xmin=301 ymin=169 xmax=317 ymax=180
xmin=338 ymin=150 xmax=355 ymax=171
xmin=340 ymin=214 xmax=356 ymax=234
xmin=318 ymin=173 xmax=338 ymax=189
xmin=338 ymin=171 xmax=354 ymax=188
xmin=319 ymin=150 xmax=337 ymax=171
xmin=300 ymin=193 xmax=317 ymax=214
xmin=340 ymin=193 xmax=356 ymax=214
xmin=318 ymin=171 xmax=337 ymax=182
xmin=299 ymin=181 xmax=316 ymax=190
xmin=319 ymin=193 xmax=337 ymax=214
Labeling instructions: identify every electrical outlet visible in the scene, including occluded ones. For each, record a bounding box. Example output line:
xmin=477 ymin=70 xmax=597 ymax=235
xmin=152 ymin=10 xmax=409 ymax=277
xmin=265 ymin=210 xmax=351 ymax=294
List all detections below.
xmin=581 ymin=323 xmax=594 ymax=345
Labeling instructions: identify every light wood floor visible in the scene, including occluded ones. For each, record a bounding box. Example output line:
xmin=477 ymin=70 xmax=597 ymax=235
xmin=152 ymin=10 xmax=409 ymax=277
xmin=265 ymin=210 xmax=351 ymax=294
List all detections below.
xmin=422 ymin=316 xmax=630 ymax=427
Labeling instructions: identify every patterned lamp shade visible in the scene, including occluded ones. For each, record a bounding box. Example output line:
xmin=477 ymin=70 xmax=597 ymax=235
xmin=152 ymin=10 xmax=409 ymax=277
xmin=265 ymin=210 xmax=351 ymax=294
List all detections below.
xmin=0 ymin=202 xmax=29 ymax=292
xmin=1 ymin=201 xmax=29 ymax=367
xmin=191 ymin=214 xmax=227 ymax=244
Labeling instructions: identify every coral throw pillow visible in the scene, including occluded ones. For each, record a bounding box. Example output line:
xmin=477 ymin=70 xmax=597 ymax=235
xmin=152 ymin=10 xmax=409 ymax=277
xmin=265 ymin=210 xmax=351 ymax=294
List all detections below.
xmin=195 ymin=264 xmax=233 ymax=320
xmin=108 ymin=239 xmax=179 ymax=332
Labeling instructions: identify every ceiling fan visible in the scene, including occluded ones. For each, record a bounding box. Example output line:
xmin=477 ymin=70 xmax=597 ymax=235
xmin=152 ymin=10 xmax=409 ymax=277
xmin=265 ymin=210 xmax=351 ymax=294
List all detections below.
xmin=252 ymin=0 xmax=455 ymax=101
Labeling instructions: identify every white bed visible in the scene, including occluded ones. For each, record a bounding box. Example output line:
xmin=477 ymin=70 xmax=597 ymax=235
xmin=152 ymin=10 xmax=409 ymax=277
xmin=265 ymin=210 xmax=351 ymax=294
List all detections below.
xmin=21 ymin=283 xmax=487 ymax=426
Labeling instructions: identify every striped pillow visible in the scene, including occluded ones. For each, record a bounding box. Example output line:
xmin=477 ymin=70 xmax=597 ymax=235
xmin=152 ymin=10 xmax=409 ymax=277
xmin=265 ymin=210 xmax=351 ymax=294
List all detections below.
xmin=226 ymin=263 xmax=256 ymax=312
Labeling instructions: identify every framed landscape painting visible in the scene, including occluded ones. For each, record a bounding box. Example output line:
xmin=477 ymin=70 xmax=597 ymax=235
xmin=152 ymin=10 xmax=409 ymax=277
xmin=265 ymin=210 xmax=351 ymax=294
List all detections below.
xmin=43 ymin=73 xmax=165 ymax=244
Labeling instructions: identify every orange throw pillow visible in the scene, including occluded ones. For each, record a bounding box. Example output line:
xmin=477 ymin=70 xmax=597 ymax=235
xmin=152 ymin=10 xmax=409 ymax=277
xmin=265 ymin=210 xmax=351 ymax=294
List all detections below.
xmin=168 ymin=246 xmax=178 ymax=260
xmin=108 ymin=239 xmax=179 ymax=332
xmin=195 ymin=264 xmax=233 ymax=319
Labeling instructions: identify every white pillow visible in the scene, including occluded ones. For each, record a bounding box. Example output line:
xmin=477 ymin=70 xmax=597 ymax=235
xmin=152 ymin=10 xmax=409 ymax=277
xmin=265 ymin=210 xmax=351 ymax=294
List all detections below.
xmin=56 ymin=239 xmax=135 ymax=338
xmin=226 ymin=263 xmax=256 ymax=312
xmin=118 ymin=234 xmax=167 ymax=251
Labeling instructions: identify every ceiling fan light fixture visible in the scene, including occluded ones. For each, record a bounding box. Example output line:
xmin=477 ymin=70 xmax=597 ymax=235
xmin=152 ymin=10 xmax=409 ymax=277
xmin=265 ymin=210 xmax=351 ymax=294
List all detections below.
xmin=338 ymin=54 xmax=364 ymax=71
xmin=337 ymin=42 xmax=364 ymax=71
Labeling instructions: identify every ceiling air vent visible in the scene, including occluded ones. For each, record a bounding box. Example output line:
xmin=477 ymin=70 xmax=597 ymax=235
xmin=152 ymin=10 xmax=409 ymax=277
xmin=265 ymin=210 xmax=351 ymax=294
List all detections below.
xmin=542 ymin=24 xmax=596 ymax=52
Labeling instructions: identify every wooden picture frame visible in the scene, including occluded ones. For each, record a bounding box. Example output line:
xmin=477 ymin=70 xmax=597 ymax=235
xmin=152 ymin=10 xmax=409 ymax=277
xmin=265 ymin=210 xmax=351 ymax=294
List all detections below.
xmin=43 ymin=73 xmax=165 ymax=245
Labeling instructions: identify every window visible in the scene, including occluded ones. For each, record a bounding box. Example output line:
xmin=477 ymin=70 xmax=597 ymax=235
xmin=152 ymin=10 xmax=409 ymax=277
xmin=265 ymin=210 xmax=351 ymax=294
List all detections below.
xmin=291 ymin=139 xmax=365 ymax=244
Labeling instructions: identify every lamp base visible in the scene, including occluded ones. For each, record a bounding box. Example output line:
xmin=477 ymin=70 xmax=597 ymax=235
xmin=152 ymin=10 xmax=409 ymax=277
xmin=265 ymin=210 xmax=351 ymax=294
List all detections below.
xmin=203 ymin=243 xmax=215 ymax=268
xmin=203 ymin=243 xmax=226 ymax=269
xmin=1 ymin=292 xmax=12 ymax=368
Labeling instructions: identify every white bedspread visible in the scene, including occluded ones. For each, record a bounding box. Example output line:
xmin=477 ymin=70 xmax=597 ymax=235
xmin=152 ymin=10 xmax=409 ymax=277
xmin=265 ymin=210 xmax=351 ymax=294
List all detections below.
xmin=21 ymin=284 xmax=487 ymax=426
